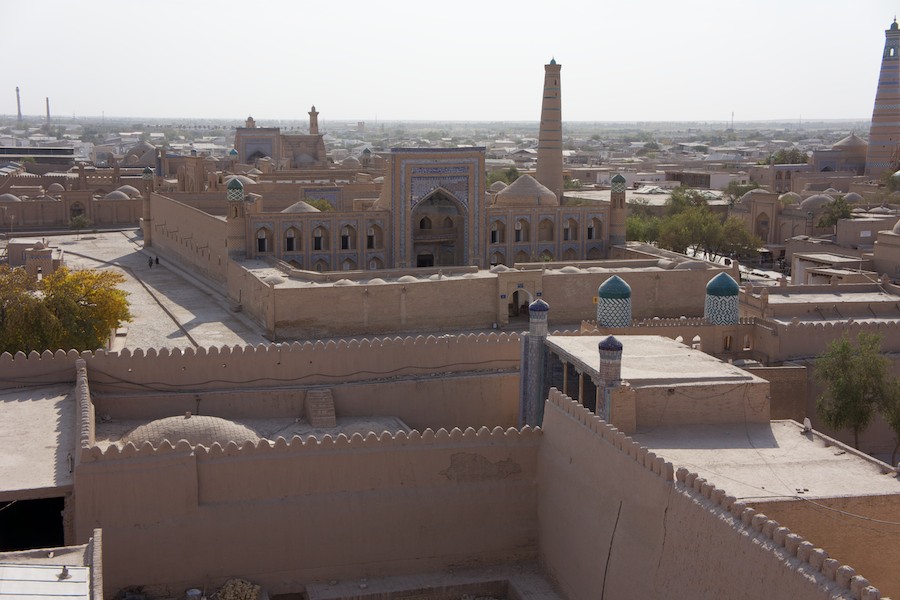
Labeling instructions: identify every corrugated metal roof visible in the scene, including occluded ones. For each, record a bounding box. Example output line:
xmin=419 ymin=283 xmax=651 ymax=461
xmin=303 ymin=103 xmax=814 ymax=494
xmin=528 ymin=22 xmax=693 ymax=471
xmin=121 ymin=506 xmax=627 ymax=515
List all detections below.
xmin=0 ymin=564 xmax=89 ymax=600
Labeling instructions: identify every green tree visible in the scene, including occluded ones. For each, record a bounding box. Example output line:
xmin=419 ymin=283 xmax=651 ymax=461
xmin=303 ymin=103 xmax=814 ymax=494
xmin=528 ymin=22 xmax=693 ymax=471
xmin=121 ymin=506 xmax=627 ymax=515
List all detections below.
xmin=722 ymin=180 xmax=760 ymax=204
xmin=70 ymin=214 xmax=91 ymax=240
xmin=816 ymin=196 xmax=852 ymax=230
xmin=815 ymin=332 xmax=894 ymax=449
xmin=881 ymin=380 xmax=900 ymax=466
xmin=666 ymin=187 xmax=708 ymax=216
xmin=759 ymin=148 xmax=809 ymax=165
xmin=626 ymin=214 xmax=661 ymax=243
xmin=304 ymin=199 xmax=334 ymax=211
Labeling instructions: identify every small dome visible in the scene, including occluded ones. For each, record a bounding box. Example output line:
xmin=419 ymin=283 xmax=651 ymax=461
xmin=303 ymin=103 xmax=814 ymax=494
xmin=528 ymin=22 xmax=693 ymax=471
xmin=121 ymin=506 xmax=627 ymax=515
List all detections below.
xmin=116 ymin=185 xmax=142 ymax=197
xmin=281 ymin=201 xmax=320 ymax=213
xmin=871 ymin=205 xmax=893 ymax=214
xmin=264 ymin=275 xmax=284 ymax=285
xmin=823 ymin=187 xmax=840 ymax=194
xmin=799 ymin=193 xmax=834 ymax=210
xmin=489 ymin=181 xmax=508 ymax=192
xmin=333 ymin=279 xmax=355 ymax=286
xmin=706 ymin=272 xmax=739 ymax=297
xmin=0 ymin=193 xmax=22 ymax=202
xmin=779 ymin=191 xmax=801 ymax=205
xmin=892 ymin=218 xmax=900 ymax=234
xmin=367 ymin=278 xmax=387 ymax=285
xmin=529 ymin=298 xmax=549 ymax=312
xmin=494 ymin=174 xmax=558 ymax=206
xmin=397 ymin=275 xmax=419 ymax=283
xmin=103 ymin=190 xmax=130 ymax=200
xmin=227 ymin=178 xmax=245 ymax=191
xmin=739 ymin=188 xmax=771 ymax=204
xmin=672 ymin=260 xmax=709 ymax=270
xmin=598 ymin=275 xmax=631 ymax=299
xmin=892 ymin=18 xmax=899 ymax=30
xmin=33 ymin=241 xmax=46 ymax=250
xmin=123 ymin=415 xmax=260 ymax=448
xmin=843 ymin=192 xmax=864 ymax=204
xmin=549 ymin=57 xmax=557 ymax=65
xmin=598 ymin=335 xmax=623 ymax=352
xmin=48 ymin=182 xmax=65 ymax=192
xmin=832 ymin=133 xmax=868 ymax=149
xmin=224 ymin=174 xmax=256 ymax=186
xmin=341 ymin=156 xmax=361 ymax=168
xmin=611 ymin=174 xmax=626 ymax=184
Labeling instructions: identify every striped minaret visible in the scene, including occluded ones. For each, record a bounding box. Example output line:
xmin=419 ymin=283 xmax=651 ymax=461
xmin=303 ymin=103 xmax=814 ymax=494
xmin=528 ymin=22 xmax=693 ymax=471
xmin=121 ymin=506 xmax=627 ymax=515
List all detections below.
xmin=536 ymin=59 xmax=563 ymax=201
xmin=865 ymin=19 xmax=900 ymax=177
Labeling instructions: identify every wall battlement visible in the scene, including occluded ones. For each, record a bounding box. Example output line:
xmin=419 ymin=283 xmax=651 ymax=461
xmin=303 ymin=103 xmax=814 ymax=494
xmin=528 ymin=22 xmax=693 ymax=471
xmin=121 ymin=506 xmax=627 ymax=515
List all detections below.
xmin=543 ymin=389 xmax=887 ymax=600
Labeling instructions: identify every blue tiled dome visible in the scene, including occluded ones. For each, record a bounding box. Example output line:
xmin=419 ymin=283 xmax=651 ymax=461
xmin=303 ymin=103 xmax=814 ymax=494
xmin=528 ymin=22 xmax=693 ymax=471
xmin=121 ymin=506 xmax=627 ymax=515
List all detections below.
xmin=529 ymin=298 xmax=549 ymax=312
xmin=611 ymin=174 xmax=626 ymax=184
xmin=706 ymin=272 xmax=740 ymax=297
xmin=598 ymin=275 xmax=631 ymax=299
xmin=598 ymin=335 xmax=623 ymax=352
xmin=227 ymin=178 xmax=244 ymax=191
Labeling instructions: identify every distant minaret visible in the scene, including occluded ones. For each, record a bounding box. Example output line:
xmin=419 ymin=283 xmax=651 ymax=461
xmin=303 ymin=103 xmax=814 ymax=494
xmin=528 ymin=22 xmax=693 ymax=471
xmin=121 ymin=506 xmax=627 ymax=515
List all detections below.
xmin=45 ymin=97 xmax=50 ymax=125
xmin=609 ymin=173 xmax=627 ymax=247
xmin=865 ymin=18 xmax=900 ymax=176
xmin=535 ymin=59 xmax=563 ymax=200
xmin=16 ymin=87 xmax=22 ymax=123
xmin=309 ymin=105 xmax=319 ymax=135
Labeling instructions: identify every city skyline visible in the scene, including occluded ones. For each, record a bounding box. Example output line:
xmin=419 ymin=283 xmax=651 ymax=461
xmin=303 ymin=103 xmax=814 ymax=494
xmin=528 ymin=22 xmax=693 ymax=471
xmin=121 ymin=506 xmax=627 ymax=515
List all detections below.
xmin=5 ymin=0 xmax=900 ymax=123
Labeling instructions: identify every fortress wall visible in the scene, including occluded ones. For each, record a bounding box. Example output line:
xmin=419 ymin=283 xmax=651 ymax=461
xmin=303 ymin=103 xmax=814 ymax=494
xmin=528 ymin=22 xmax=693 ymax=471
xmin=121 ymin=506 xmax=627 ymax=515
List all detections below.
xmin=91 ymin=372 xmax=519 ymax=431
xmin=538 ymin=389 xmax=881 ymax=600
xmin=0 ymin=334 xmax=522 ymax=394
xmin=745 ymin=365 xmax=808 ymax=421
xmin=757 ymin=494 xmax=900 ymax=599
xmin=228 ymin=260 xmax=274 ymax=333
xmin=74 ymin=427 xmax=541 ymax=596
xmin=149 ymin=193 xmax=229 ymax=284
xmin=271 ymin=276 xmax=500 ymax=338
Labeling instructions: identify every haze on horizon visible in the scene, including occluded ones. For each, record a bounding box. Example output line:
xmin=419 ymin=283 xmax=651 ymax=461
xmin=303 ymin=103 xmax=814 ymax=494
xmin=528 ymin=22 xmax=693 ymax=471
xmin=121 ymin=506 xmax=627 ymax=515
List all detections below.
xmin=6 ymin=0 xmax=898 ymax=124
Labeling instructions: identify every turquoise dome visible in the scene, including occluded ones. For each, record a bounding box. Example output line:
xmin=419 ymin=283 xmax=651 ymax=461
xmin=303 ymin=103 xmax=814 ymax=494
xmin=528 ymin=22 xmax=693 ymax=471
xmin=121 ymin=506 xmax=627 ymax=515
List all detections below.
xmin=611 ymin=174 xmax=626 ymax=184
xmin=598 ymin=275 xmax=631 ymax=299
xmin=227 ymin=178 xmax=244 ymax=191
xmin=229 ymin=148 xmax=238 ymax=156
xmin=706 ymin=272 xmax=739 ymax=297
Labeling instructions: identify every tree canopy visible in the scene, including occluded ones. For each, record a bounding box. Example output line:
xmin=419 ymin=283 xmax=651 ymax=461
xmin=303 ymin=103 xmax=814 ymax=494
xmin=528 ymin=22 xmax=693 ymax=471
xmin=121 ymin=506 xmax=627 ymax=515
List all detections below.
xmin=816 ymin=196 xmax=852 ymax=230
xmin=815 ymin=332 xmax=898 ymax=450
xmin=759 ymin=148 xmax=808 ymax=165
xmin=722 ymin=180 xmax=760 ymax=204
xmin=0 ymin=266 xmax=131 ymax=354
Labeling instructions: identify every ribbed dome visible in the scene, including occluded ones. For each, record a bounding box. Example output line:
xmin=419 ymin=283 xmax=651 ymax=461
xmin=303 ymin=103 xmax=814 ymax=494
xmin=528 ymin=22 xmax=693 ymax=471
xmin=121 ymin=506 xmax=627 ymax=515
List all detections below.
xmin=494 ymin=174 xmax=558 ymax=206
xmin=229 ymin=148 xmax=238 ymax=156
xmin=281 ymin=201 xmax=320 ymax=213
xmin=227 ymin=178 xmax=245 ymax=191
xmin=598 ymin=335 xmax=623 ymax=352
xmin=123 ymin=415 xmax=260 ymax=448
xmin=800 ymin=194 xmax=834 ymax=210
xmin=341 ymin=156 xmax=361 ymax=168
xmin=706 ymin=272 xmax=739 ymax=297
xmin=611 ymin=174 xmax=626 ymax=184
xmin=598 ymin=275 xmax=631 ymax=299
xmin=832 ymin=133 xmax=867 ymax=149
xmin=529 ymin=298 xmax=549 ymax=312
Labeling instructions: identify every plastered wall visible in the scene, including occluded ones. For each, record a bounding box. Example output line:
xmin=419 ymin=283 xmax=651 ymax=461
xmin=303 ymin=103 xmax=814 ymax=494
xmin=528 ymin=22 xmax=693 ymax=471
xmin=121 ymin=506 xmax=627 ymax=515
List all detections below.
xmin=149 ymin=193 xmax=229 ymax=285
xmin=537 ymin=389 xmax=885 ymax=600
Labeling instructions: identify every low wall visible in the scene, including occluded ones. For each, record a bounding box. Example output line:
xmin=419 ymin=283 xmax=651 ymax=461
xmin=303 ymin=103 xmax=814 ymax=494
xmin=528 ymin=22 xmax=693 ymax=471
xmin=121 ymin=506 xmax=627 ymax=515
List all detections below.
xmin=537 ymin=389 xmax=883 ymax=599
xmin=74 ymin=426 xmax=541 ymax=596
xmin=149 ymin=193 xmax=229 ymax=285
xmin=746 ymin=365 xmax=807 ymax=421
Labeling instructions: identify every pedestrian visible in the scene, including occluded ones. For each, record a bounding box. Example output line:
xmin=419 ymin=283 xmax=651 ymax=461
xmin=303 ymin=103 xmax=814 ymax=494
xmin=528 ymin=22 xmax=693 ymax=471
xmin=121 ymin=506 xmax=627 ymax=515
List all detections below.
xmin=148 ymin=257 xmax=153 ymax=268
xmin=155 ymin=256 xmax=159 ymax=265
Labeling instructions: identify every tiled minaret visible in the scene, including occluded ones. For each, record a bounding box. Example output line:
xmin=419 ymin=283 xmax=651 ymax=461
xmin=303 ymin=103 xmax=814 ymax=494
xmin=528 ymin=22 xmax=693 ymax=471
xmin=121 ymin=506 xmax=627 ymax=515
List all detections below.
xmin=596 ymin=335 xmax=623 ymax=420
xmin=865 ymin=19 xmax=900 ymax=176
xmin=596 ymin=275 xmax=632 ymax=328
xmin=609 ymin=173 xmax=627 ymax=247
xmin=536 ymin=59 xmax=564 ymax=201
xmin=519 ymin=298 xmax=550 ymax=428
xmin=141 ymin=166 xmax=154 ymax=246
xmin=226 ymin=178 xmax=247 ymax=259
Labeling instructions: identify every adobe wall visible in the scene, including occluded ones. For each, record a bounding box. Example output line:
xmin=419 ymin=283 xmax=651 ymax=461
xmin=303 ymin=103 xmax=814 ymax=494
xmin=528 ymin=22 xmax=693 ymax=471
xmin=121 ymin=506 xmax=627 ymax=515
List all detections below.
xmin=633 ymin=381 xmax=770 ymax=426
xmin=74 ymin=427 xmax=541 ymax=596
xmin=537 ymin=389 xmax=882 ymax=600
xmin=148 ymin=193 xmax=229 ymax=285
xmin=745 ymin=365 xmax=808 ymax=421
xmin=756 ymin=494 xmax=900 ymax=599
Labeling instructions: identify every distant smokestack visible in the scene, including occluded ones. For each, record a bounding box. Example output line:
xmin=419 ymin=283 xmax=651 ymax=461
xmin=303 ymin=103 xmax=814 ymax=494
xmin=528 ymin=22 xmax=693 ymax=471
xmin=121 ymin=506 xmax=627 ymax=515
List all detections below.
xmin=16 ymin=87 xmax=22 ymax=123
xmin=46 ymin=97 xmax=50 ymax=124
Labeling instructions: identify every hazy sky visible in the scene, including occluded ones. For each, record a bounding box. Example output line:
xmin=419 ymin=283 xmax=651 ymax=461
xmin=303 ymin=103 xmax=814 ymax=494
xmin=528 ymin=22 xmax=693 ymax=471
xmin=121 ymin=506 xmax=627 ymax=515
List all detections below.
xmin=7 ymin=0 xmax=900 ymax=123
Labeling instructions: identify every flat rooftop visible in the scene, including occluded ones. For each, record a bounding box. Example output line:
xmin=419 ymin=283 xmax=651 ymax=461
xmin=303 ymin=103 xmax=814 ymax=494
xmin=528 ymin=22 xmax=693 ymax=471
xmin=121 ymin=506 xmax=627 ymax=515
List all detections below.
xmin=545 ymin=335 xmax=765 ymax=387
xmin=0 ymin=386 xmax=74 ymax=501
xmin=633 ymin=420 xmax=900 ymax=501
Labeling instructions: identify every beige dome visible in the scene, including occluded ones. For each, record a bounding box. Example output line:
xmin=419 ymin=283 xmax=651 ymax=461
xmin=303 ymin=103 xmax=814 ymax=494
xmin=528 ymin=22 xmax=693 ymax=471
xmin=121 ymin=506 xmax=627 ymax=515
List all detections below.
xmin=892 ymin=218 xmax=900 ymax=234
xmin=342 ymin=156 xmax=361 ymax=168
xmin=281 ymin=201 xmax=320 ymax=214
xmin=0 ymin=193 xmax=21 ymax=202
xmin=832 ymin=133 xmax=867 ymax=149
xmin=489 ymin=181 xmax=508 ymax=192
xmin=738 ymin=188 xmax=771 ymax=204
xmin=779 ymin=191 xmax=801 ymax=205
xmin=800 ymin=194 xmax=834 ymax=210
xmin=844 ymin=192 xmax=864 ymax=204
xmin=116 ymin=184 xmax=142 ymax=198
xmin=123 ymin=415 xmax=260 ymax=448
xmin=103 ymin=190 xmax=130 ymax=201
xmin=48 ymin=182 xmax=65 ymax=193
xmin=494 ymin=174 xmax=557 ymax=206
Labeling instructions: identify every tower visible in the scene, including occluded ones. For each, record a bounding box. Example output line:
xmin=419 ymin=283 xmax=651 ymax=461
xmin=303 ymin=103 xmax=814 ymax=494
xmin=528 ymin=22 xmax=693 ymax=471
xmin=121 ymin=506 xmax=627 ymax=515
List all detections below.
xmin=865 ymin=19 xmax=900 ymax=176
xmin=609 ymin=173 xmax=627 ymax=247
xmin=535 ymin=59 xmax=563 ymax=201
xmin=596 ymin=275 xmax=632 ymax=328
xmin=141 ymin=166 xmax=154 ymax=246
xmin=15 ymin=87 xmax=21 ymax=123
xmin=309 ymin=105 xmax=319 ymax=135
xmin=704 ymin=272 xmax=740 ymax=325
xmin=596 ymin=335 xmax=623 ymax=420
xmin=45 ymin=97 xmax=50 ymax=125
xmin=519 ymin=298 xmax=550 ymax=428
xmin=226 ymin=178 xmax=248 ymax=259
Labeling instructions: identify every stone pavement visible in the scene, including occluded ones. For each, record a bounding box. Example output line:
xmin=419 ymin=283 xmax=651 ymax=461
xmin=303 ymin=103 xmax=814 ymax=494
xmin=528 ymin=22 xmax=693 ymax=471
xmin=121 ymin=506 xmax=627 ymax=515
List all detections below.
xmin=53 ymin=230 xmax=268 ymax=350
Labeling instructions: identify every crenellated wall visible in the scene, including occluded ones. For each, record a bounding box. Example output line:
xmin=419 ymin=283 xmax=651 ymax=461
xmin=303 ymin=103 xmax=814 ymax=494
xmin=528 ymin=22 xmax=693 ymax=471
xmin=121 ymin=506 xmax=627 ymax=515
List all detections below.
xmin=537 ymin=389 xmax=886 ymax=600
xmin=74 ymin=426 xmax=542 ymax=597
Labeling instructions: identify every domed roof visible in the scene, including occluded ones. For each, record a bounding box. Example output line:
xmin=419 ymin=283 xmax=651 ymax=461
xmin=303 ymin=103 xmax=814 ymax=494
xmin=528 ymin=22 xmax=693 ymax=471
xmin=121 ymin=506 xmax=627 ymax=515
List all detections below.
xmin=823 ymin=187 xmax=840 ymax=194
xmin=489 ymin=180 xmax=508 ymax=192
xmin=892 ymin=218 xmax=900 ymax=234
xmin=738 ymin=188 xmax=771 ymax=204
xmin=226 ymin=177 xmax=245 ymax=191
xmin=229 ymin=148 xmax=238 ymax=156
xmin=871 ymin=205 xmax=893 ymax=214
xmin=341 ymin=156 xmax=361 ymax=168
xmin=116 ymin=184 xmax=141 ymax=197
xmin=529 ymin=298 xmax=549 ymax=312
xmin=123 ymin=141 xmax=157 ymax=166
xmin=598 ymin=335 xmax=623 ymax=352
xmin=843 ymin=192 xmax=864 ymax=204
xmin=224 ymin=174 xmax=256 ymax=186
xmin=494 ymin=174 xmax=557 ymax=206
xmin=832 ymin=133 xmax=867 ymax=149
xmin=598 ymin=275 xmax=631 ymax=299
xmin=0 ymin=193 xmax=21 ymax=202
xmin=779 ymin=191 xmax=801 ymax=205
xmin=103 ymin=190 xmax=130 ymax=200
xmin=672 ymin=260 xmax=709 ymax=270
xmin=706 ymin=272 xmax=739 ymax=297
xmin=47 ymin=182 xmax=65 ymax=192
xmin=611 ymin=173 xmax=626 ymax=184
xmin=33 ymin=241 xmax=46 ymax=250
xmin=281 ymin=201 xmax=320 ymax=213
xmin=123 ymin=415 xmax=260 ymax=448
xmin=800 ymin=193 xmax=834 ymax=210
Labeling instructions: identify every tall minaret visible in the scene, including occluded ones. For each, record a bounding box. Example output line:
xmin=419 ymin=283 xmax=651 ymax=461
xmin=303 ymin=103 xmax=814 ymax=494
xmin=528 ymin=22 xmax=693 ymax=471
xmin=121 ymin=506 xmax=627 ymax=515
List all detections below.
xmin=309 ymin=105 xmax=319 ymax=135
xmin=609 ymin=173 xmax=627 ymax=247
xmin=865 ymin=18 xmax=900 ymax=176
xmin=45 ymin=97 xmax=50 ymax=125
xmin=15 ymin=87 xmax=22 ymax=123
xmin=535 ymin=59 xmax=563 ymax=200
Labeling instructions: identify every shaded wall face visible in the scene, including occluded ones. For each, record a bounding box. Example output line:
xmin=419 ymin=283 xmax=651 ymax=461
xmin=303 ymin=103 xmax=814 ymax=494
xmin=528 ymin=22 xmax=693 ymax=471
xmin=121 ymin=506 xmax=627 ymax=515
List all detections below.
xmin=149 ymin=194 xmax=228 ymax=284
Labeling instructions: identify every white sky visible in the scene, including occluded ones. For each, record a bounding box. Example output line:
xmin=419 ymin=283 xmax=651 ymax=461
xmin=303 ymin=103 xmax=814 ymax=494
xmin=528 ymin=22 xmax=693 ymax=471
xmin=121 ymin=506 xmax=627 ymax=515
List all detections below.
xmin=6 ymin=0 xmax=900 ymax=123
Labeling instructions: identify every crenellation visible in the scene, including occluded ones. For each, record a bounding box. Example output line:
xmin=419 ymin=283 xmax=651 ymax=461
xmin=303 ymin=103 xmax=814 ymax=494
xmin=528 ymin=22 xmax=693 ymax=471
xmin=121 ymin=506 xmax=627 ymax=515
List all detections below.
xmin=797 ymin=541 xmax=814 ymax=562
xmin=809 ymin=548 xmax=829 ymax=571
xmin=774 ymin=526 xmax=791 ymax=547
xmin=838 ymin=565 xmax=858 ymax=588
xmin=823 ymin=558 xmax=841 ymax=580
xmin=751 ymin=512 xmax=768 ymax=532
xmin=785 ymin=533 xmax=804 ymax=556
xmin=762 ymin=519 xmax=779 ymax=538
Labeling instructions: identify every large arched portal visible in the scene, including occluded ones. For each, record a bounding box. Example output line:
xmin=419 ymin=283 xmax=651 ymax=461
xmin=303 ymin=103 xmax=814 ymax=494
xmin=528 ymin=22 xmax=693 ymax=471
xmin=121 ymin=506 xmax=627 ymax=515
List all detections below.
xmin=411 ymin=190 xmax=466 ymax=267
